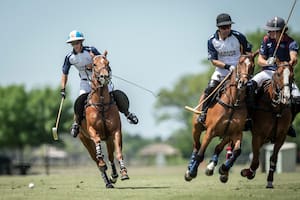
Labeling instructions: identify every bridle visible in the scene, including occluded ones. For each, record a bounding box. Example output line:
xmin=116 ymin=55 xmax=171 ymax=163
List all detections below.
xmin=86 ymin=55 xmax=114 ymax=112
xmin=271 ymin=63 xmax=292 ymax=106
xmin=235 ymin=55 xmax=253 ymax=90
xmin=92 ymin=65 xmax=111 ymax=88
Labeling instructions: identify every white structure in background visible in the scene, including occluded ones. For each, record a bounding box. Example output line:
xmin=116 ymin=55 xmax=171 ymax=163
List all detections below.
xmin=264 ymin=142 xmax=297 ymax=173
xmin=139 ymin=143 xmax=180 ymax=166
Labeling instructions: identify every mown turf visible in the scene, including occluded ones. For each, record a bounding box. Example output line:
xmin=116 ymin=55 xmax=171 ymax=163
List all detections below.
xmin=0 ymin=165 xmax=300 ymax=200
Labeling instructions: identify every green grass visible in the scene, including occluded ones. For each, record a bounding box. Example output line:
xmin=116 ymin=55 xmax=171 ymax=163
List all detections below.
xmin=0 ymin=164 xmax=300 ymax=200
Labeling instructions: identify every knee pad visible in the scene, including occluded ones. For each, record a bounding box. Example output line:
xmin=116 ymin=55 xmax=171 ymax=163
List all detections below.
xmin=111 ymin=90 xmax=129 ymax=114
xmin=205 ymin=80 xmax=220 ymax=95
xmin=74 ymin=93 xmax=89 ymax=121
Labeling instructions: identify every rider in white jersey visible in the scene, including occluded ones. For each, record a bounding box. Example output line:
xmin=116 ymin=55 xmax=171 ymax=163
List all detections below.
xmin=198 ymin=13 xmax=252 ymax=124
xmin=60 ymin=30 xmax=138 ymax=137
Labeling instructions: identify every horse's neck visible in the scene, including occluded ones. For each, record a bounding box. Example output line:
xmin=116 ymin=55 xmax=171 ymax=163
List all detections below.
xmin=90 ymin=84 xmax=111 ymax=103
xmin=223 ymin=74 xmax=238 ymax=103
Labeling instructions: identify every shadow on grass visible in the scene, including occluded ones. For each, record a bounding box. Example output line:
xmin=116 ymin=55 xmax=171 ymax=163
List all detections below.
xmin=116 ymin=186 xmax=170 ymax=190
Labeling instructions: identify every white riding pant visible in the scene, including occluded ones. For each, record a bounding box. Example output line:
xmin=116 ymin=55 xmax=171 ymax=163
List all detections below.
xmin=211 ymin=67 xmax=231 ymax=82
xmin=251 ymin=69 xmax=300 ymax=97
xmin=79 ymin=80 xmax=114 ymax=96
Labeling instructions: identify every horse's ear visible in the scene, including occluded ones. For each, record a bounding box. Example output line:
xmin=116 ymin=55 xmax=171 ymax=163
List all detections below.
xmin=103 ymin=50 xmax=108 ymax=57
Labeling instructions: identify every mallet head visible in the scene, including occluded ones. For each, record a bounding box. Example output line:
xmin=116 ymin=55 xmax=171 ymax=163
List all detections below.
xmin=52 ymin=127 xmax=58 ymax=140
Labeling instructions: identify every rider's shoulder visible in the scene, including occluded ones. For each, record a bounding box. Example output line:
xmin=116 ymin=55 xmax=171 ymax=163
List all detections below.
xmin=83 ymin=46 xmax=101 ymax=55
xmin=231 ymin=30 xmax=245 ymax=37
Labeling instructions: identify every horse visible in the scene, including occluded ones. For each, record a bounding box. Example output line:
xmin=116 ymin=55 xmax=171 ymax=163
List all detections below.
xmin=78 ymin=51 xmax=129 ymax=188
xmin=240 ymin=62 xmax=294 ymax=188
xmin=184 ymin=54 xmax=257 ymax=183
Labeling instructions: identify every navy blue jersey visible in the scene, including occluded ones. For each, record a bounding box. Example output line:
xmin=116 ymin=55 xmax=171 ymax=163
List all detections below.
xmin=259 ymin=34 xmax=299 ymax=61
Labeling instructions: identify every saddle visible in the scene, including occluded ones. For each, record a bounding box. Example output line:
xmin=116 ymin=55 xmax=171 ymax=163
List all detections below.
xmin=74 ymin=90 xmax=130 ymax=124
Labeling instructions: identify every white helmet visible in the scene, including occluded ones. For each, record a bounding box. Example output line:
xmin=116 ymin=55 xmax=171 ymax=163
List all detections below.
xmin=66 ymin=30 xmax=85 ymax=43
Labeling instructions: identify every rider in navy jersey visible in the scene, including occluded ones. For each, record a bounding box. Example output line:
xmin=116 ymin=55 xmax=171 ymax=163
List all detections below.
xmin=198 ymin=13 xmax=252 ymax=125
xmin=247 ymin=17 xmax=299 ymax=137
xmin=60 ymin=30 xmax=138 ymax=137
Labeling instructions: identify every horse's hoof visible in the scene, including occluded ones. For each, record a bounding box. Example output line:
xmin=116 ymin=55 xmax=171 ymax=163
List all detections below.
xmin=106 ymin=183 xmax=114 ymax=189
xmin=220 ymin=175 xmax=228 ymax=183
xmin=205 ymin=168 xmax=214 ymax=176
xmin=184 ymin=170 xmax=193 ymax=182
xmin=266 ymin=181 xmax=274 ymax=189
xmin=240 ymin=168 xmax=255 ymax=180
xmin=218 ymin=164 xmax=227 ymax=175
xmin=240 ymin=169 xmax=248 ymax=177
xmin=121 ymin=175 xmax=130 ymax=181
xmin=110 ymin=174 xmax=118 ymax=184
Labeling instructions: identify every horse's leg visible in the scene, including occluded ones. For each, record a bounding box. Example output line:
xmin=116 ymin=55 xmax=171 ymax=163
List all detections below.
xmin=266 ymin=140 xmax=284 ymax=189
xmin=106 ymin=137 xmax=118 ymax=184
xmin=87 ymin=124 xmax=113 ymax=188
xmin=185 ymin=128 xmax=213 ymax=181
xmin=113 ymin=130 xmax=129 ymax=181
xmin=78 ymin=131 xmax=113 ymax=188
xmin=205 ymin=137 xmax=230 ymax=176
xmin=218 ymin=136 xmax=242 ymax=183
xmin=185 ymin=115 xmax=204 ymax=181
xmin=241 ymin=134 xmax=263 ymax=180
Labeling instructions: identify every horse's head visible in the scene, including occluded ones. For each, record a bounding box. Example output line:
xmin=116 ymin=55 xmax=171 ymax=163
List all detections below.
xmin=272 ymin=61 xmax=294 ymax=105
xmin=235 ymin=53 xmax=257 ymax=90
xmin=92 ymin=51 xmax=111 ymax=87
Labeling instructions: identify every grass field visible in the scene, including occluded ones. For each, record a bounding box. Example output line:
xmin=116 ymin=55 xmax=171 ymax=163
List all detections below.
xmin=0 ymin=164 xmax=300 ymax=200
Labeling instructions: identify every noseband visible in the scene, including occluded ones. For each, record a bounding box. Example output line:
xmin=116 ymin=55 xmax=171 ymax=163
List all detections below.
xmin=93 ymin=66 xmax=111 ymax=88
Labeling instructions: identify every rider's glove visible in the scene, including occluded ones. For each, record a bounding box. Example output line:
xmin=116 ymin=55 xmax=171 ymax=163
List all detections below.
xmin=224 ymin=64 xmax=235 ymax=72
xmin=266 ymin=57 xmax=276 ymax=65
xmin=60 ymin=88 xmax=66 ymax=99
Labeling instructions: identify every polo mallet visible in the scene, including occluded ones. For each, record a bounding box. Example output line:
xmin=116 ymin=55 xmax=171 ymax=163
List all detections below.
xmin=52 ymin=97 xmax=64 ymax=140
xmin=185 ymin=72 xmax=232 ymax=114
xmin=272 ymin=0 xmax=297 ymax=58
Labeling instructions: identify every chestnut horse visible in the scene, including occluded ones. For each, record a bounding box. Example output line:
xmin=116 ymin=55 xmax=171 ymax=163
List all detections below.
xmin=241 ymin=62 xmax=294 ymax=188
xmin=184 ymin=54 xmax=256 ymax=183
xmin=79 ymin=51 xmax=129 ymax=188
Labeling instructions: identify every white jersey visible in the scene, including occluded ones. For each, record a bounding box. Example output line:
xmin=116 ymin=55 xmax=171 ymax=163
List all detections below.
xmin=62 ymin=46 xmax=114 ymax=95
xmin=208 ymin=30 xmax=252 ymax=81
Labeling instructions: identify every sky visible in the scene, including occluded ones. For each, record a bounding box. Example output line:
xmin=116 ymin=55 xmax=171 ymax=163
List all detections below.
xmin=1 ymin=0 xmax=299 ymax=139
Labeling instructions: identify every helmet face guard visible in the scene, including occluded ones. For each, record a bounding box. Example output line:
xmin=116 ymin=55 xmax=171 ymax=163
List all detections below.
xmin=264 ymin=17 xmax=287 ymax=31
xmin=216 ymin=13 xmax=235 ymax=27
xmin=66 ymin=30 xmax=85 ymax=43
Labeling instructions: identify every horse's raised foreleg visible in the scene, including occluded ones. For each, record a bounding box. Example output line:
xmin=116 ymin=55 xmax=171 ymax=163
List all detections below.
xmin=113 ymin=130 xmax=129 ymax=181
xmin=218 ymin=137 xmax=242 ymax=183
xmin=266 ymin=141 xmax=284 ymax=189
xmin=205 ymin=137 xmax=230 ymax=176
xmin=106 ymin=138 xmax=118 ymax=184
xmin=185 ymin=115 xmax=204 ymax=181
xmin=185 ymin=128 xmax=213 ymax=181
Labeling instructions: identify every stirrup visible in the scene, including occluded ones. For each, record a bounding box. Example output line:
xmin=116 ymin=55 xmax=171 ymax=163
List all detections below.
xmin=126 ymin=113 xmax=139 ymax=124
xmin=70 ymin=122 xmax=79 ymax=138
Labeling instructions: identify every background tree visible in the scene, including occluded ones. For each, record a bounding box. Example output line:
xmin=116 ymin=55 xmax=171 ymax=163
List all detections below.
xmin=0 ymin=85 xmax=73 ymax=163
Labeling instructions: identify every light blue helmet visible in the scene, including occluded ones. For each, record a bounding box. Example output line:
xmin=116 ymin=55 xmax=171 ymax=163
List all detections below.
xmin=66 ymin=30 xmax=85 ymax=43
